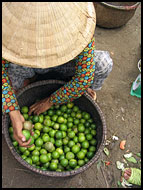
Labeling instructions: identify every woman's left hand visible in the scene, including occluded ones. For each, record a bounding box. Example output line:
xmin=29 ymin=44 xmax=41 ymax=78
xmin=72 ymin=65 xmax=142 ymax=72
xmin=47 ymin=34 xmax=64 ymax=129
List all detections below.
xmin=29 ymin=97 xmax=53 ymax=116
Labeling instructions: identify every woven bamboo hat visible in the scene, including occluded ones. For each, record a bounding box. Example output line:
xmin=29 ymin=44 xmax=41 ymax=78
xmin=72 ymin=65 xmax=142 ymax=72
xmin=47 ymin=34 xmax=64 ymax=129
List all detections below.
xmin=2 ymin=2 xmax=96 ymax=68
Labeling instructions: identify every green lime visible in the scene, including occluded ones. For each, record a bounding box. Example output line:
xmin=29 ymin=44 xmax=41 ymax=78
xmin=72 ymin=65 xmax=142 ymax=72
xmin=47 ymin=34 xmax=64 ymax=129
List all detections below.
xmin=88 ymin=118 xmax=93 ymax=123
xmin=73 ymin=136 xmax=78 ymax=143
xmin=66 ymin=152 xmax=75 ymax=160
xmin=71 ymin=112 xmax=76 ymax=118
xmin=43 ymin=111 xmax=47 ymax=115
xmin=80 ymin=119 xmax=86 ymax=124
xmin=38 ymin=114 xmax=44 ymax=123
xmin=49 ymin=129 xmax=56 ymax=137
xmin=28 ymin=144 xmax=36 ymax=151
xmin=32 ymin=155 xmax=39 ymax=163
xmin=78 ymin=124 xmax=85 ymax=132
xmin=62 ymin=131 xmax=67 ymax=138
xmin=68 ymin=131 xmax=75 ymax=139
xmin=85 ymin=121 xmax=90 ymax=128
xmin=43 ymin=126 xmax=50 ymax=133
xmin=87 ymin=152 xmax=94 ymax=159
xmin=43 ymin=162 xmax=50 ymax=168
xmin=67 ymin=117 xmax=73 ymax=123
xmin=21 ymin=106 xmax=29 ymax=114
xmin=78 ymin=160 xmax=85 ymax=167
xmin=56 ymin=148 xmax=63 ymax=155
xmin=40 ymin=154 xmax=49 ymax=163
xmin=40 ymin=149 xmax=47 ymax=155
xmin=44 ymin=142 xmax=55 ymax=152
xmin=63 ymin=113 xmax=68 ymax=118
xmin=23 ymin=113 xmax=29 ymax=120
xmin=53 ymin=123 xmax=60 ymax=130
xmin=84 ymin=158 xmax=89 ymax=163
xmin=91 ymin=130 xmax=97 ymax=136
xmin=66 ymin=109 xmax=72 ymax=114
xmin=81 ymin=148 xmax=87 ymax=155
xmin=21 ymin=155 xmax=27 ymax=160
xmin=55 ymin=139 xmax=63 ymax=147
xmin=67 ymin=122 xmax=73 ymax=128
xmin=59 ymin=154 xmax=65 ymax=161
xmin=85 ymin=129 xmax=90 ymax=134
xmin=9 ymin=127 xmax=13 ymax=134
xmin=49 ymin=137 xmax=55 ymax=144
xmin=47 ymin=153 xmax=52 ymax=161
xmin=67 ymin=102 xmax=74 ymax=109
xmin=25 ymin=157 xmax=32 ymax=165
xmin=60 ymin=105 xmax=67 ymax=112
xmin=45 ymin=115 xmax=51 ymax=120
xmin=33 ymin=115 xmax=39 ymax=123
xmin=86 ymin=134 xmax=93 ymax=141
xmin=34 ymin=129 xmax=40 ymax=136
xmin=75 ymin=166 xmax=80 ymax=169
xmin=63 ymin=137 xmax=69 ymax=145
xmin=52 ymin=151 xmax=60 ymax=159
xmin=47 ymin=110 xmax=55 ymax=116
xmin=90 ymin=139 xmax=97 ymax=146
xmin=89 ymin=146 xmax=96 ymax=152
xmin=56 ymin=110 xmax=62 ymax=116
xmin=68 ymin=140 xmax=75 ymax=148
xmin=69 ymin=159 xmax=77 ymax=168
xmin=35 ymin=138 xmax=43 ymax=147
xmin=58 ymin=164 xmax=64 ymax=171
xmin=72 ymin=145 xmax=80 ymax=154
xmin=55 ymin=131 xmax=63 ymax=139
xmin=82 ymin=141 xmax=89 ymax=149
xmin=52 ymin=115 xmax=58 ymax=122
xmin=42 ymin=134 xmax=50 ymax=142
xmin=72 ymin=106 xmax=79 ymax=112
xmin=60 ymin=124 xmax=67 ymax=131
xmin=78 ymin=135 xmax=86 ymax=143
xmin=12 ymin=141 xmax=18 ymax=147
xmin=32 ymin=150 xmax=40 ymax=156
xmin=64 ymin=146 xmax=70 ymax=153
xmin=83 ymin=113 xmax=90 ymax=120
xmin=77 ymin=151 xmax=85 ymax=159
xmin=35 ymin=146 xmax=41 ymax=151
xmin=91 ymin=123 xmax=96 ymax=129
xmin=19 ymin=146 xmax=27 ymax=153
xmin=51 ymin=159 xmax=59 ymax=164
xmin=44 ymin=119 xmax=52 ymax=127
xmin=41 ymin=167 xmax=47 ymax=171
xmin=29 ymin=136 xmax=34 ymax=146
xmin=74 ymin=119 xmax=80 ymax=125
xmin=76 ymin=113 xmax=82 ymax=119
xmin=22 ymin=130 xmax=31 ymax=141
xmin=49 ymin=162 xmax=57 ymax=171
xmin=34 ymin=123 xmax=43 ymax=131
xmin=57 ymin=116 xmax=65 ymax=124
xmin=60 ymin=158 xmax=68 ymax=167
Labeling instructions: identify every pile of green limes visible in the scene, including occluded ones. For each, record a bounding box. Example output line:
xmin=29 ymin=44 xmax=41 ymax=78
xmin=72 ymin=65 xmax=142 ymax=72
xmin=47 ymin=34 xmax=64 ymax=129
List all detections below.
xmin=9 ymin=102 xmax=97 ymax=172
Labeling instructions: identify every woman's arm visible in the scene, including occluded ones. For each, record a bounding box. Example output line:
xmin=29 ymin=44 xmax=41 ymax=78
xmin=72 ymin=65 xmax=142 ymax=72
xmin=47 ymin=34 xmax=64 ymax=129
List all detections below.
xmin=29 ymin=37 xmax=96 ymax=115
xmin=2 ymin=58 xmax=19 ymax=113
xmin=2 ymin=58 xmax=32 ymax=147
xmin=50 ymin=37 xmax=96 ymax=104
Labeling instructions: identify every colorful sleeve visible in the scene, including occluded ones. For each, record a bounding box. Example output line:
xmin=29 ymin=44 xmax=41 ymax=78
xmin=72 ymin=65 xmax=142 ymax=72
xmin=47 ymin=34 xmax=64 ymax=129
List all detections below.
xmin=2 ymin=58 xmax=20 ymax=114
xmin=50 ymin=37 xmax=96 ymax=104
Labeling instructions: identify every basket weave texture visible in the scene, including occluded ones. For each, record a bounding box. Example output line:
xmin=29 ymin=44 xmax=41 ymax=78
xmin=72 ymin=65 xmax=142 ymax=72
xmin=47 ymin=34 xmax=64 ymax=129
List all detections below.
xmin=3 ymin=80 xmax=107 ymax=177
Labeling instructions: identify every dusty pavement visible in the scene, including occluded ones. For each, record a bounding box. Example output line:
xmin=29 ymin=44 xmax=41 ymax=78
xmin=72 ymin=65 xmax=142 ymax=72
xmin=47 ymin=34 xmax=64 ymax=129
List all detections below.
xmin=2 ymin=4 xmax=141 ymax=188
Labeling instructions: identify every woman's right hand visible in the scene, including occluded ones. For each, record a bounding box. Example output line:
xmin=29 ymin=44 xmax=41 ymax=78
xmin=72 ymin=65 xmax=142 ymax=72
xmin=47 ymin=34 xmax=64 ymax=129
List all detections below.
xmin=9 ymin=110 xmax=32 ymax=147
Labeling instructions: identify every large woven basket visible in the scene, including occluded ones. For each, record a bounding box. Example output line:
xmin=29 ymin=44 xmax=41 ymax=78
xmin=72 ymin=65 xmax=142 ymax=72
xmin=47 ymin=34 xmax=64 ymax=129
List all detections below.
xmin=3 ymin=80 xmax=107 ymax=177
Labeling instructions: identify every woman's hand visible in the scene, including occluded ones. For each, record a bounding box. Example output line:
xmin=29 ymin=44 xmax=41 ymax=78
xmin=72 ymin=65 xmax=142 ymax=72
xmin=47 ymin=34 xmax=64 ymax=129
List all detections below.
xmin=29 ymin=97 xmax=53 ymax=116
xmin=9 ymin=110 xmax=32 ymax=147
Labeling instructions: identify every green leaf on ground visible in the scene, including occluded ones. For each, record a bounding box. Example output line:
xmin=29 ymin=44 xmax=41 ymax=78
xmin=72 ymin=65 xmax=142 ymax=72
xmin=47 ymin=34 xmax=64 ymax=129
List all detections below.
xmin=103 ymin=147 xmax=110 ymax=156
xmin=125 ymin=157 xmax=137 ymax=164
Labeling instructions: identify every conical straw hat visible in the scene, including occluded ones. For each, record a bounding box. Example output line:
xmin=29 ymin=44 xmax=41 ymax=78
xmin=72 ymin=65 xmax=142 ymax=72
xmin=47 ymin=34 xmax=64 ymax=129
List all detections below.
xmin=2 ymin=2 xmax=96 ymax=68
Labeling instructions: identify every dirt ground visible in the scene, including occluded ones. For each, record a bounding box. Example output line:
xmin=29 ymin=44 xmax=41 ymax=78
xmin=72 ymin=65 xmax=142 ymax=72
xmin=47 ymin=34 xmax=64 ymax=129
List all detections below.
xmin=2 ymin=5 xmax=141 ymax=188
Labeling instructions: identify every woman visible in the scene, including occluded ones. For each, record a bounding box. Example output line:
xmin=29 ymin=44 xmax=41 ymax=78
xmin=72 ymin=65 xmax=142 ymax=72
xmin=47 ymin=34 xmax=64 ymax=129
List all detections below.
xmin=2 ymin=2 xmax=113 ymax=147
